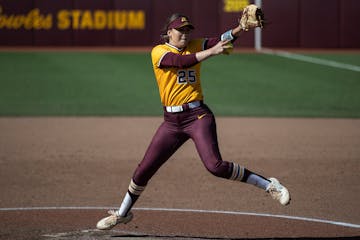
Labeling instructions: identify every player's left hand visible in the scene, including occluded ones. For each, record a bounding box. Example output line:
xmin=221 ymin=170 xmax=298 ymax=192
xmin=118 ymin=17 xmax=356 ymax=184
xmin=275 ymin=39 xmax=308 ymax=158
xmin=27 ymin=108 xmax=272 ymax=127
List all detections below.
xmin=239 ymin=4 xmax=265 ymax=31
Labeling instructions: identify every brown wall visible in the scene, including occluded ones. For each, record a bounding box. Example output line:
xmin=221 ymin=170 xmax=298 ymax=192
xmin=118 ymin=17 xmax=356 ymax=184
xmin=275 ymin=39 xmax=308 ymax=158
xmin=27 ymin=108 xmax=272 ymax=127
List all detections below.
xmin=0 ymin=0 xmax=359 ymax=48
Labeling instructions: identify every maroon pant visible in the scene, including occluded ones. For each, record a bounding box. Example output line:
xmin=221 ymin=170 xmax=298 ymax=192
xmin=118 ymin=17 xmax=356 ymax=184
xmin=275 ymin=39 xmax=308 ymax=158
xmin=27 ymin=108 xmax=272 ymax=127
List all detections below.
xmin=132 ymin=104 xmax=232 ymax=186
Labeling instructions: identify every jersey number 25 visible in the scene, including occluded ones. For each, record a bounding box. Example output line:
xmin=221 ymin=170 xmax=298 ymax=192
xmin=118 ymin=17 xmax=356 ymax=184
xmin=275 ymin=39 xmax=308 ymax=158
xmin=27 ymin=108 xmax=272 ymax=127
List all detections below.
xmin=177 ymin=70 xmax=196 ymax=84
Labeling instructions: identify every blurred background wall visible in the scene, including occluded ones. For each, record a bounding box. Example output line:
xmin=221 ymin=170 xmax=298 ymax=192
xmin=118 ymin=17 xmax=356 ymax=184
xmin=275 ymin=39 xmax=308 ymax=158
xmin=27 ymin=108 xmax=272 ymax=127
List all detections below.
xmin=0 ymin=0 xmax=359 ymax=48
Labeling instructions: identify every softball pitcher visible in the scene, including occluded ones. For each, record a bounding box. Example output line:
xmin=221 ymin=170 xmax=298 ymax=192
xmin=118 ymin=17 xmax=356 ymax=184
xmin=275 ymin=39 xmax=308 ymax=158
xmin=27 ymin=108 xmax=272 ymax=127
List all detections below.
xmin=97 ymin=11 xmax=290 ymax=230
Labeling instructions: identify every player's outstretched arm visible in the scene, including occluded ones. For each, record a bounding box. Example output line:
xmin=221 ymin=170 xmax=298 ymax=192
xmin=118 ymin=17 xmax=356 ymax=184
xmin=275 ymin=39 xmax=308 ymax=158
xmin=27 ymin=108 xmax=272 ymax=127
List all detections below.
xmin=231 ymin=24 xmax=243 ymax=38
xmin=195 ymin=40 xmax=231 ymax=62
xmin=161 ymin=39 xmax=232 ymax=69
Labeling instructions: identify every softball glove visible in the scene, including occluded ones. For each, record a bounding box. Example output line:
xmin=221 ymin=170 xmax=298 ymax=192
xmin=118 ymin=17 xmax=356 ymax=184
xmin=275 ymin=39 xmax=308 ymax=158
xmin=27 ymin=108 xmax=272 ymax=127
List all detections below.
xmin=239 ymin=4 xmax=265 ymax=31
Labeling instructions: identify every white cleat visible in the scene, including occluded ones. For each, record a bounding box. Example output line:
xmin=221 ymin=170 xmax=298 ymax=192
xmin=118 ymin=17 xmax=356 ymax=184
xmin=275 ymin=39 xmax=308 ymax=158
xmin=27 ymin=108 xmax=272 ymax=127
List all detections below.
xmin=266 ymin=177 xmax=291 ymax=206
xmin=96 ymin=210 xmax=133 ymax=230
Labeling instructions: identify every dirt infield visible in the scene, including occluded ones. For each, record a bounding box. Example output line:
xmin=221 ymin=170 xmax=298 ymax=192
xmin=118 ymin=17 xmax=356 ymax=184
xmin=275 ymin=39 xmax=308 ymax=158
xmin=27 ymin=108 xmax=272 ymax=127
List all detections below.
xmin=0 ymin=117 xmax=359 ymax=239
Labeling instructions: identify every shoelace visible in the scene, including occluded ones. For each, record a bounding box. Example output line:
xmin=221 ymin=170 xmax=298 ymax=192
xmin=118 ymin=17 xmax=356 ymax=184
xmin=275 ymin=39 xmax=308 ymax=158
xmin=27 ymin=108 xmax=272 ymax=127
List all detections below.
xmin=268 ymin=184 xmax=282 ymax=199
xmin=107 ymin=209 xmax=119 ymax=217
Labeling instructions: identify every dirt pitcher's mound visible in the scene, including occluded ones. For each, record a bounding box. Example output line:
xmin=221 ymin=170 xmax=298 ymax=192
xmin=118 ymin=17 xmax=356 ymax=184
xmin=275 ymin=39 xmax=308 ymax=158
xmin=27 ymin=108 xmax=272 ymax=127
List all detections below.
xmin=1 ymin=209 xmax=359 ymax=240
xmin=0 ymin=117 xmax=359 ymax=240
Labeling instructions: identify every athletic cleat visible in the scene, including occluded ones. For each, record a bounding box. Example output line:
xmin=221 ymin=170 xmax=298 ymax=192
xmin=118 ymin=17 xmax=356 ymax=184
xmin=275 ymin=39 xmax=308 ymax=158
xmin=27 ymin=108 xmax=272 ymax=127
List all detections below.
xmin=266 ymin=177 xmax=290 ymax=205
xmin=96 ymin=210 xmax=133 ymax=230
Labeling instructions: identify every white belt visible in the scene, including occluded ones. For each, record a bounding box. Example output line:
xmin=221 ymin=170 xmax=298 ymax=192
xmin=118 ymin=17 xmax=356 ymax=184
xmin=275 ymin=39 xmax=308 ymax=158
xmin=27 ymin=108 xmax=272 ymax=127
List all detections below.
xmin=165 ymin=101 xmax=202 ymax=113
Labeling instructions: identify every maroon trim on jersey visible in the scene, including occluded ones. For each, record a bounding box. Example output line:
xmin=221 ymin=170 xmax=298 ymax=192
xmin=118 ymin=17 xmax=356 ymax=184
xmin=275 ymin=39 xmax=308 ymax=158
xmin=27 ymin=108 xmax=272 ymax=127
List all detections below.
xmin=160 ymin=52 xmax=198 ymax=68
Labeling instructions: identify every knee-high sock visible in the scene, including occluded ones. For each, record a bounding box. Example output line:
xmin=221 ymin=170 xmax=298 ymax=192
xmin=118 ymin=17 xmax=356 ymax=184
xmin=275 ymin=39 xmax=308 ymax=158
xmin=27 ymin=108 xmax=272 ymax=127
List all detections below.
xmin=118 ymin=179 xmax=145 ymax=217
xmin=229 ymin=163 xmax=270 ymax=190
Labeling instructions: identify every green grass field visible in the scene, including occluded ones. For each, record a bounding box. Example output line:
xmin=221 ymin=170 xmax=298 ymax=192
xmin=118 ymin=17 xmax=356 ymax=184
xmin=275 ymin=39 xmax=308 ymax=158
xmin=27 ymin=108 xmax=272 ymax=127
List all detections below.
xmin=0 ymin=51 xmax=359 ymax=117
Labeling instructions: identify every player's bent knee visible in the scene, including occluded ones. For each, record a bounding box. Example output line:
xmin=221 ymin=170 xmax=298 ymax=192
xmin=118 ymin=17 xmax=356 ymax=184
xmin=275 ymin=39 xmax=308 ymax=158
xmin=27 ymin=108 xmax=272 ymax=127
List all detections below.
xmin=205 ymin=162 xmax=230 ymax=179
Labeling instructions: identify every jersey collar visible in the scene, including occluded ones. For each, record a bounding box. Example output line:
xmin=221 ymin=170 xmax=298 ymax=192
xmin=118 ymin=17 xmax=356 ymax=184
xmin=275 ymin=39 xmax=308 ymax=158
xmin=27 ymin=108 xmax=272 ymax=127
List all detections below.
xmin=165 ymin=42 xmax=184 ymax=52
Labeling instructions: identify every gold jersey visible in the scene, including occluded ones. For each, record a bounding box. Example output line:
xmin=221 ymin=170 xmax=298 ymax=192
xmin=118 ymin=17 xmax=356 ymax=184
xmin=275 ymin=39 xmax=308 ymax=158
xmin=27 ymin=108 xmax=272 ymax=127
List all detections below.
xmin=151 ymin=39 xmax=205 ymax=106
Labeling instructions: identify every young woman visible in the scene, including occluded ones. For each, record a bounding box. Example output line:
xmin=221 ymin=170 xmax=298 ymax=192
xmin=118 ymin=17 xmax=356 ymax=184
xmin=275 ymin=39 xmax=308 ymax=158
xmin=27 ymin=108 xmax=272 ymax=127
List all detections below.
xmin=97 ymin=13 xmax=290 ymax=230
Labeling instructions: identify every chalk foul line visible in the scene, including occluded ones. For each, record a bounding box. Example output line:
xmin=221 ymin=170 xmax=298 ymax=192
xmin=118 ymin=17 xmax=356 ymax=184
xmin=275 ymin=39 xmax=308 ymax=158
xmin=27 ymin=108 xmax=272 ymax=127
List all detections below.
xmin=261 ymin=48 xmax=360 ymax=72
xmin=0 ymin=206 xmax=359 ymax=229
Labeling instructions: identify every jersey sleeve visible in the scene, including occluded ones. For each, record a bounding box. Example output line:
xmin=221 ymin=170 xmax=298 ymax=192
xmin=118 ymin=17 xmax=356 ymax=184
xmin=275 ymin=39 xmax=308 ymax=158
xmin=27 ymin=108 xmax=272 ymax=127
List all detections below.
xmin=151 ymin=45 xmax=170 ymax=68
xmin=160 ymin=52 xmax=198 ymax=68
xmin=204 ymin=37 xmax=220 ymax=49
